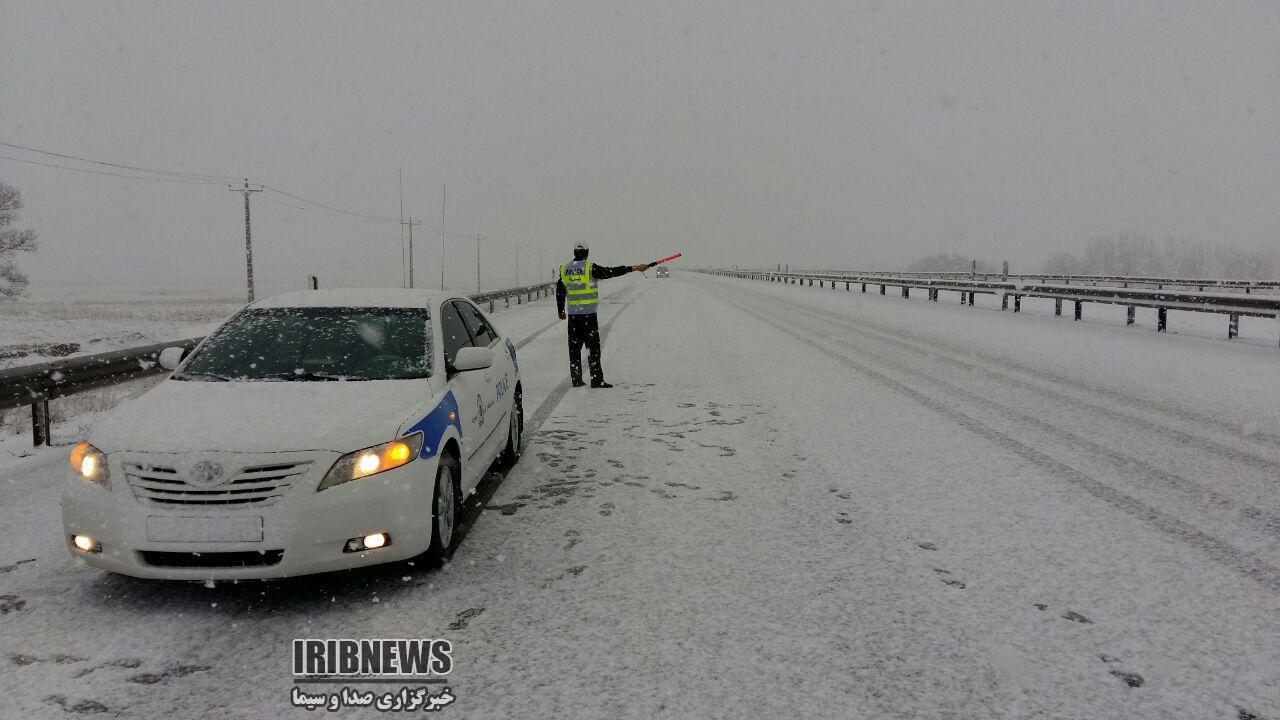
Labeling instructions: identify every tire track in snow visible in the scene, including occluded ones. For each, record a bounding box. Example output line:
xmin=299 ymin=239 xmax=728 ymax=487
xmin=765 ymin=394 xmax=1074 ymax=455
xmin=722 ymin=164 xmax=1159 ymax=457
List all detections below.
xmin=728 ymin=285 xmax=1280 ymax=540
xmin=707 ymin=286 xmax=1280 ymax=594
xmin=713 ymin=274 xmax=1280 ymax=456
xmin=463 ymin=279 xmax=649 ymax=525
xmin=515 ymin=319 xmax=560 ymax=349
xmin=523 ymin=298 xmax=643 ymax=438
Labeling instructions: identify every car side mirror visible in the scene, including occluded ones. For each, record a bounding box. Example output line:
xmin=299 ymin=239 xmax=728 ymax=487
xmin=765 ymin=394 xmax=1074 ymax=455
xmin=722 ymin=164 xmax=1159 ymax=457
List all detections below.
xmin=158 ymin=346 xmax=187 ymax=371
xmin=452 ymin=346 xmax=493 ymax=373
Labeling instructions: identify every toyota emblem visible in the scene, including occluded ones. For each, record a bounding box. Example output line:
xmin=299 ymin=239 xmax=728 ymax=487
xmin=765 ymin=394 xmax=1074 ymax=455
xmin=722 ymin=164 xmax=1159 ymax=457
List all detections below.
xmin=187 ymin=461 xmax=226 ymax=488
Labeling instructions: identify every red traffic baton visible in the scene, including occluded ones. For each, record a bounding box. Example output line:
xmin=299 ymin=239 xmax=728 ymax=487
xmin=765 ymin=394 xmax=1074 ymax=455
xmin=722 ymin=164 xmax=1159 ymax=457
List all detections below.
xmin=650 ymin=252 xmax=682 ymax=266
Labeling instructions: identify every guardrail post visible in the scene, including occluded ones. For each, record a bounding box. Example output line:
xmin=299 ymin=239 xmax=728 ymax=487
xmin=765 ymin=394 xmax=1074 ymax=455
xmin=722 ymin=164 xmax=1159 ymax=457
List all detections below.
xmin=32 ymin=400 xmax=51 ymax=447
xmin=1126 ymin=306 xmax=1135 ymax=325
xmin=1054 ymin=299 xmax=1062 ymax=316
xmin=1157 ymin=307 xmax=1167 ymax=332
xmin=1013 ymin=295 xmax=1021 ymax=312
xmin=1228 ymin=313 xmax=1239 ymax=339
xmin=1074 ymin=300 xmax=1083 ymax=321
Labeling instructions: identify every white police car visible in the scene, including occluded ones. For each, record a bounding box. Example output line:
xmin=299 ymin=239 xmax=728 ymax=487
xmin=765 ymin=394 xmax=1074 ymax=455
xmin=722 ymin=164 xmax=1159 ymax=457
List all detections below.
xmin=62 ymin=289 xmax=522 ymax=579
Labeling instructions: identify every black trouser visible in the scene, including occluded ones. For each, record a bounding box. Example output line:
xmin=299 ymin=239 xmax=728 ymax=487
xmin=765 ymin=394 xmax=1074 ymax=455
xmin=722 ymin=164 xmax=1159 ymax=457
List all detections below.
xmin=567 ymin=312 xmax=604 ymax=384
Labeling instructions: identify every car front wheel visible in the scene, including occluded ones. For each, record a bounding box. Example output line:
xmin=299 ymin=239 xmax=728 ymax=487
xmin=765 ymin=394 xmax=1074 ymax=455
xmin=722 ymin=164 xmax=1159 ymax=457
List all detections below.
xmin=499 ymin=388 xmax=522 ymax=468
xmin=425 ymin=455 xmax=461 ymax=564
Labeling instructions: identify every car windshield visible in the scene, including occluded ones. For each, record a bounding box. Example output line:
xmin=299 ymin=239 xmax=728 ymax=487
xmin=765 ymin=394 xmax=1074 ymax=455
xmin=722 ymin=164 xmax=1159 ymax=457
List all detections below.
xmin=177 ymin=307 xmax=430 ymax=381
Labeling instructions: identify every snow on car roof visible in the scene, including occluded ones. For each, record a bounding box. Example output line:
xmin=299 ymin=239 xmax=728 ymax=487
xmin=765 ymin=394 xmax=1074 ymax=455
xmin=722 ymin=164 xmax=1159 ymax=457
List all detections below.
xmin=249 ymin=288 xmax=459 ymax=310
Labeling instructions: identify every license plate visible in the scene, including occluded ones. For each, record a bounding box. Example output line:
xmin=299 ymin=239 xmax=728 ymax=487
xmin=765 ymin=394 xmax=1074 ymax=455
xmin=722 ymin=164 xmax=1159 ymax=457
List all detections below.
xmin=146 ymin=516 xmax=264 ymax=543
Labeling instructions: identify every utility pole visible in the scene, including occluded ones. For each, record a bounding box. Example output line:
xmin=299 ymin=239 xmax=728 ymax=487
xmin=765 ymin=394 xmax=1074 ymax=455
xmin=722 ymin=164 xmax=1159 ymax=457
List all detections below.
xmin=476 ymin=234 xmax=482 ymax=293
xmin=403 ymin=217 xmax=423 ymax=288
xmin=398 ymin=169 xmax=405 ymax=288
xmin=514 ymin=245 xmax=521 ymax=287
xmin=228 ymin=178 xmax=262 ymax=303
xmin=440 ymin=184 xmax=447 ymax=291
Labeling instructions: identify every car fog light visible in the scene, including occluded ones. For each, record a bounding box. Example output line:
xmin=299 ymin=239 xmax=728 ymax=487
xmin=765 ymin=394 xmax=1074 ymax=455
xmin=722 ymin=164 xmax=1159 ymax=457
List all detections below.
xmin=344 ymin=532 xmax=391 ymax=553
xmin=72 ymin=534 xmax=101 ymax=553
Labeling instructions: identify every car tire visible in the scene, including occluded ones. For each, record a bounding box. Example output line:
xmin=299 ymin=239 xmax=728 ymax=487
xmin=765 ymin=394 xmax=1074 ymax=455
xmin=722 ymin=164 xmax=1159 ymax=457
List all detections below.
xmin=498 ymin=387 xmax=523 ymax=468
xmin=424 ymin=454 xmax=462 ymax=565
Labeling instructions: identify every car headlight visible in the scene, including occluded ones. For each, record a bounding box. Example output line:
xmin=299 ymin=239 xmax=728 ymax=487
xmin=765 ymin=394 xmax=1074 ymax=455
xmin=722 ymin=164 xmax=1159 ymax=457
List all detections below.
xmin=318 ymin=433 xmax=424 ymax=491
xmin=69 ymin=442 xmax=109 ymax=487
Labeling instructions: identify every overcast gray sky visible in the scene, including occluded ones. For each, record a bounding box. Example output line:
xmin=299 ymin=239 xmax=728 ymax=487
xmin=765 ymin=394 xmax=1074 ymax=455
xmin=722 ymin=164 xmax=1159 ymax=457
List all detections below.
xmin=2 ymin=0 xmax=1277 ymax=294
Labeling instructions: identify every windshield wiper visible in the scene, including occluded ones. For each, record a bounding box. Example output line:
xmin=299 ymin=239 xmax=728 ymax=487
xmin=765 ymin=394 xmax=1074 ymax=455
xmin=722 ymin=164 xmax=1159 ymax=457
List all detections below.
xmin=266 ymin=370 xmax=345 ymax=381
xmin=172 ymin=371 xmax=232 ymax=382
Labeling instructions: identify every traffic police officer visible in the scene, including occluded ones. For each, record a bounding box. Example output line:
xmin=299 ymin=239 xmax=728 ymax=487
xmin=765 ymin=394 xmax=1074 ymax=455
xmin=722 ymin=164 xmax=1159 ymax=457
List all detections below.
xmin=557 ymin=243 xmax=649 ymax=388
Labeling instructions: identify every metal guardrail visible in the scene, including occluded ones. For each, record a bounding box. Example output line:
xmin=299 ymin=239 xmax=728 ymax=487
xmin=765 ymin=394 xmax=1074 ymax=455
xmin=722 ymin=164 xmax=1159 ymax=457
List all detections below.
xmin=473 ymin=281 xmax=557 ymax=311
xmin=0 ymin=338 xmax=205 ymax=446
xmin=708 ymin=269 xmax=1280 ymax=347
xmin=791 ymin=270 xmax=1280 ymax=294
xmin=1 ymin=281 xmax=557 ymax=446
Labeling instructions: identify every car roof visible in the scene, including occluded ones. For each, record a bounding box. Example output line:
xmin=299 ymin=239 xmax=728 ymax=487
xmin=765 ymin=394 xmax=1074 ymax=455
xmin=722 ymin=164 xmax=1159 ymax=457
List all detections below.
xmin=249 ymin=288 xmax=463 ymax=311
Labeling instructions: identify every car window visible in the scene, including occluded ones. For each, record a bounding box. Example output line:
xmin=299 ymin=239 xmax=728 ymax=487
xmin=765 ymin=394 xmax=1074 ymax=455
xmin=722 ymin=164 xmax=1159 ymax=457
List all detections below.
xmin=453 ymin=300 xmax=496 ymax=347
xmin=178 ymin=307 xmax=430 ymax=381
xmin=439 ymin=301 xmax=474 ymax=369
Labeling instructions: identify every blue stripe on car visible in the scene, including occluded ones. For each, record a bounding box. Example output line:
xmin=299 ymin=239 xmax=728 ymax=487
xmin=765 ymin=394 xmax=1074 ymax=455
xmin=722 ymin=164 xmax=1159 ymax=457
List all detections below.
xmin=506 ymin=338 xmax=519 ymax=374
xmin=406 ymin=391 xmax=462 ymax=459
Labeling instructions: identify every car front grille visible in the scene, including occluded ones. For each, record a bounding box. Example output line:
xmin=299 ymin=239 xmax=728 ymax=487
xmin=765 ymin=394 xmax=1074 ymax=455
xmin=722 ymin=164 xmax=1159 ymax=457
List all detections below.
xmin=125 ymin=461 xmax=311 ymax=508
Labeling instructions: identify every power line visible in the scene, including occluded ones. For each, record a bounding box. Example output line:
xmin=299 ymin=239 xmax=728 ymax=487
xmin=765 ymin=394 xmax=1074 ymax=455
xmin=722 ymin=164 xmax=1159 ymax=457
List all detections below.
xmin=257 ymin=192 xmax=387 ymax=222
xmin=0 ymin=140 xmax=236 ymax=182
xmin=0 ymin=153 xmax=223 ymax=186
xmin=258 ymin=184 xmax=401 ymax=223
xmin=2 ymin=139 xmax=556 ymax=260
xmin=2 ymin=139 xmax=403 ymax=224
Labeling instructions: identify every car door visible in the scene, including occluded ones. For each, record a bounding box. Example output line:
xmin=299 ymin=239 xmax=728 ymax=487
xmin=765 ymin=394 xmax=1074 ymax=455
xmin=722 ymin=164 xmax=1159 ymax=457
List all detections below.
xmin=438 ymin=300 xmax=487 ymax=492
xmin=453 ymin=299 xmax=506 ymax=461
xmin=452 ymin=300 xmax=508 ymax=467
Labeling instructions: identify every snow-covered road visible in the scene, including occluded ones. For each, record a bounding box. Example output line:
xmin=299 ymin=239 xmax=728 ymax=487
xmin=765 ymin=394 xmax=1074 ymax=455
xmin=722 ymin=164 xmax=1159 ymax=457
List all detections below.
xmin=2 ymin=270 xmax=1278 ymax=719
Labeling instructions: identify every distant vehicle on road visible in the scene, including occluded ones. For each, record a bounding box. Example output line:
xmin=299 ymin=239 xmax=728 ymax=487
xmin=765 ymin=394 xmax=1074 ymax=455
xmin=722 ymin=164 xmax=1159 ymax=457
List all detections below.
xmin=656 ymin=266 xmax=670 ymax=278
xmin=63 ymin=289 xmax=523 ymax=580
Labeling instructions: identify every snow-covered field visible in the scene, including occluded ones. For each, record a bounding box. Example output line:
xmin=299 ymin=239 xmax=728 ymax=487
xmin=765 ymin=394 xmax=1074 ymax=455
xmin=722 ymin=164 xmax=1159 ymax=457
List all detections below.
xmin=0 ymin=284 xmax=244 ymax=362
xmin=2 ymin=270 xmax=1279 ymax=718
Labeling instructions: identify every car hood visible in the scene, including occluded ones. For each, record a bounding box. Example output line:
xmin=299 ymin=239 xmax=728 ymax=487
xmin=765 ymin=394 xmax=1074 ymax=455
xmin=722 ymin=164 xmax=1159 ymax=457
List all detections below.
xmin=90 ymin=378 xmax=434 ymax=454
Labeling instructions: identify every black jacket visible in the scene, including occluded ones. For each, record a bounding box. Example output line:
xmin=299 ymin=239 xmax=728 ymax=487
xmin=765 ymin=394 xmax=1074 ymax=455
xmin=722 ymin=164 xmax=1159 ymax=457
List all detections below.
xmin=556 ymin=263 xmax=633 ymax=314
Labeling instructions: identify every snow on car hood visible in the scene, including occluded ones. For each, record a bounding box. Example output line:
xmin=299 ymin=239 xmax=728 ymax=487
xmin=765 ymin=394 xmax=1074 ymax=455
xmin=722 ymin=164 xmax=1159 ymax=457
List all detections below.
xmin=90 ymin=377 xmax=433 ymax=454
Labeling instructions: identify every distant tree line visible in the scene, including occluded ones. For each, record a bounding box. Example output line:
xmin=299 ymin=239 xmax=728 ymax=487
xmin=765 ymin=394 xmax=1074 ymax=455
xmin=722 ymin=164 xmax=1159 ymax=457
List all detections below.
xmin=905 ymin=235 xmax=1275 ymax=280
xmin=1042 ymin=234 xmax=1274 ymax=279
